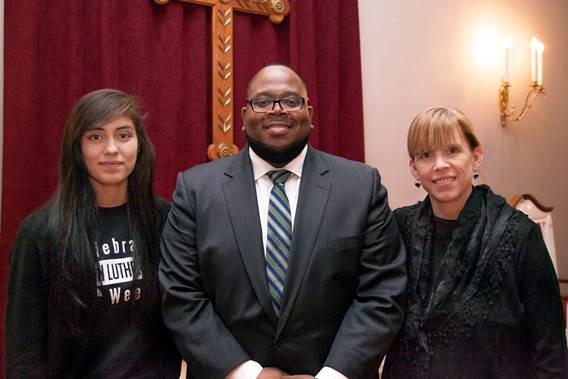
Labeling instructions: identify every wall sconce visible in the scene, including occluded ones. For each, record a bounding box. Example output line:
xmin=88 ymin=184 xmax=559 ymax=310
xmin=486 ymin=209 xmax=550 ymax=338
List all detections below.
xmin=499 ymin=37 xmax=546 ymax=127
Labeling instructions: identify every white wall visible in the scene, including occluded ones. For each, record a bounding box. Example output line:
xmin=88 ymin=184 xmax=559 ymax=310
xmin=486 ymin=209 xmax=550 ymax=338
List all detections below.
xmin=359 ymin=0 xmax=568 ymax=278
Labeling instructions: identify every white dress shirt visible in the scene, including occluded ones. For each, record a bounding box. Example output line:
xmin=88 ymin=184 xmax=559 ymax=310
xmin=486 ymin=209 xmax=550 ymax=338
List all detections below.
xmin=225 ymin=146 xmax=348 ymax=379
xmin=250 ymin=146 xmax=304 ymax=253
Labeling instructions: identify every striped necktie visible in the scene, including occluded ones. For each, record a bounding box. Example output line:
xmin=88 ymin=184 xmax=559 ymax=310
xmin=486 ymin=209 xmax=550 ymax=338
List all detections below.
xmin=266 ymin=170 xmax=292 ymax=316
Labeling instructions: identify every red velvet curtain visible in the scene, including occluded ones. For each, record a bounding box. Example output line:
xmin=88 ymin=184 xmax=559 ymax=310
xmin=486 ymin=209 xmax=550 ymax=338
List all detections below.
xmin=1 ymin=0 xmax=364 ymax=371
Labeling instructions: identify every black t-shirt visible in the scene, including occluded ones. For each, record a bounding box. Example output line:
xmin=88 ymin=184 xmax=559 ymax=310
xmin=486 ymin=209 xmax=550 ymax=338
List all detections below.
xmin=94 ymin=204 xmax=141 ymax=306
xmin=83 ymin=204 xmax=157 ymax=378
xmin=84 ymin=204 xmax=175 ymax=378
xmin=5 ymin=200 xmax=180 ymax=379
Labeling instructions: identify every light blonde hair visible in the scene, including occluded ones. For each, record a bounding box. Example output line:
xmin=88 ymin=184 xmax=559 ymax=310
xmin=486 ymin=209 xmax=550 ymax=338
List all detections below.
xmin=407 ymin=106 xmax=480 ymax=158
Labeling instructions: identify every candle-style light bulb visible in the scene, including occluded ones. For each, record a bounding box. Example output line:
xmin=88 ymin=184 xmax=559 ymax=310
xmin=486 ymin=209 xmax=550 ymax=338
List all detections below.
xmin=530 ymin=37 xmax=539 ymax=83
xmin=537 ymin=41 xmax=544 ymax=86
xmin=503 ymin=37 xmax=512 ymax=82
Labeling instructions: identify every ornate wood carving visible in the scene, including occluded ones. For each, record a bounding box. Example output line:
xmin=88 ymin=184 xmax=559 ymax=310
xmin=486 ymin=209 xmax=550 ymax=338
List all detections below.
xmin=508 ymin=193 xmax=554 ymax=212
xmin=155 ymin=0 xmax=290 ymax=160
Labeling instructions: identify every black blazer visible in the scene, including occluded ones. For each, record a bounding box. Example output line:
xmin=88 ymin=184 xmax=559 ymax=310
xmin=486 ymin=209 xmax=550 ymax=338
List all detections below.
xmin=159 ymin=147 xmax=407 ymax=379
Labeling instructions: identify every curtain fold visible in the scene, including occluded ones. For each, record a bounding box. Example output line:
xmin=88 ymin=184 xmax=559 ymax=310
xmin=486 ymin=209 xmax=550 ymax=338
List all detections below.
xmin=1 ymin=0 xmax=364 ymax=372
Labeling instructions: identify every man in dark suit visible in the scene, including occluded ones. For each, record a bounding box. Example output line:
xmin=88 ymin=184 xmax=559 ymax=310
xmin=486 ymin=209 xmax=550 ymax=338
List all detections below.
xmin=159 ymin=64 xmax=407 ymax=379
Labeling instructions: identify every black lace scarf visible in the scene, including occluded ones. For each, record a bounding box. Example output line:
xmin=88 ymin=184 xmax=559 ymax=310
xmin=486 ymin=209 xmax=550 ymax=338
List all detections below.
xmin=394 ymin=185 xmax=518 ymax=377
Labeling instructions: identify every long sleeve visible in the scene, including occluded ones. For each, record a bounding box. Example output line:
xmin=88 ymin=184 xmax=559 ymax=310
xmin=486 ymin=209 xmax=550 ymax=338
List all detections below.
xmin=159 ymin=172 xmax=250 ymax=379
xmin=4 ymin=219 xmax=49 ymax=378
xmin=520 ymin=222 xmax=568 ymax=378
xmin=323 ymin=168 xmax=407 ymax=378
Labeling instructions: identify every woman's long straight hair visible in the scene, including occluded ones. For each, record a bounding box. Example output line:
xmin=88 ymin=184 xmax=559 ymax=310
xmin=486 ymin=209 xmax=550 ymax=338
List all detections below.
xmin=48 ymin=89 xmax=160 ymax=338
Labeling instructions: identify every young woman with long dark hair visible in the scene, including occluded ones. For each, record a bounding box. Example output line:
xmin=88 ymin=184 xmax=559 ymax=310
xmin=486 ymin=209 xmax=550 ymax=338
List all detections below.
xmin=5 ymin=89 xmax=180 ymax=378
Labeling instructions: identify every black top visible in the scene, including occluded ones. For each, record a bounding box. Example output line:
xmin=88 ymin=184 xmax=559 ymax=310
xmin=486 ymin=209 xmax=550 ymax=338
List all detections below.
xmin=426 ymin=217 xmax=457 ymax=297
xmin=5 ymin=199 xmax=180 ymax=378
xmin=383 ymin=185 xmax=568 ymax=379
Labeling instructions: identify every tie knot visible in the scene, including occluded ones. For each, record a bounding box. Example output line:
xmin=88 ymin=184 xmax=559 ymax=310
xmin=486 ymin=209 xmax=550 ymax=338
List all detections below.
xmin=268 ymin=170 xmax=292 ymax=185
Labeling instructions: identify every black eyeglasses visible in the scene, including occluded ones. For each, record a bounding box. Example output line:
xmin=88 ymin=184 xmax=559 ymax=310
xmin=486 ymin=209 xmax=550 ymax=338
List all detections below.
xmin=247 ymin=96 xmax=305 ymax=113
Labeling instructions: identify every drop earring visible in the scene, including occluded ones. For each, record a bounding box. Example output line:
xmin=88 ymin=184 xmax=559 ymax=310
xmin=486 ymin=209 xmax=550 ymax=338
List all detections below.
xmin=473 ymin=172 xmax=480 ymax=180
xmin=414 ymin=178 xmax=421 ymax=188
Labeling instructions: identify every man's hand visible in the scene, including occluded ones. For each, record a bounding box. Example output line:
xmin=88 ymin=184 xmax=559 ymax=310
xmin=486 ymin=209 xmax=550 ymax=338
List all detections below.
xmin=257 ymin=367 xmax=289 ymax=379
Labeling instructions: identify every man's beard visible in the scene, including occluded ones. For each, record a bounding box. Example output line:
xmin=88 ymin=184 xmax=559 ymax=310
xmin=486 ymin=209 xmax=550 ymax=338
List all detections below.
xmin=245 ymin=131 xmax=310 ymax=167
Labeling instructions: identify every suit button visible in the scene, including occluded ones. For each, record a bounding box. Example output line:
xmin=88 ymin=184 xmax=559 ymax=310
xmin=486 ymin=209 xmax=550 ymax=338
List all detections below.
xmin=275 ymin=340 xmax=283 ymax=347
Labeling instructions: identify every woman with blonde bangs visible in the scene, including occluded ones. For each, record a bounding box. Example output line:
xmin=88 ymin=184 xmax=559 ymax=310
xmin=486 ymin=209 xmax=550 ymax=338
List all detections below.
xmin=383 ymin=107 xmax=567 ymax=378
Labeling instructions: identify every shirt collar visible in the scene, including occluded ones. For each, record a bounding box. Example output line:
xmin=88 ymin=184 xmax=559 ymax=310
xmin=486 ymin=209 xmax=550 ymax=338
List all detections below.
xmin=249 ymin=145 xmax=307 ymax=181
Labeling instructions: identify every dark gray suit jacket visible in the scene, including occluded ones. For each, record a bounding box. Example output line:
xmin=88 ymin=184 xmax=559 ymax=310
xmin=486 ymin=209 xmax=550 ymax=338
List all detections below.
xmin=159 ymin=147 xmax=407 ymax=379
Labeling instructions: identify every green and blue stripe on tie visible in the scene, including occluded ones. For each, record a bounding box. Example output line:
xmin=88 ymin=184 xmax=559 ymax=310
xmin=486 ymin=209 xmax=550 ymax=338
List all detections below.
xmin=266 ymin=170 xmax=292 ymax=316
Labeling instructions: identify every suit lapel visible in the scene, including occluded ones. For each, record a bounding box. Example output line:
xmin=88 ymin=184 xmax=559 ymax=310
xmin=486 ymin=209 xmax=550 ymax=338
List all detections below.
xmin=277 ymin=148 xmax=331 ymax=334
xmin=222 ymin=150 xmax=278 ymax=326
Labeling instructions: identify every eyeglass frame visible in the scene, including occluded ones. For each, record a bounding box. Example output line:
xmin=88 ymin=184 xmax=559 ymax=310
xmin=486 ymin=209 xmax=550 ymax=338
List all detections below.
xmin=246 ymin=96 xmax=306 ymax=113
